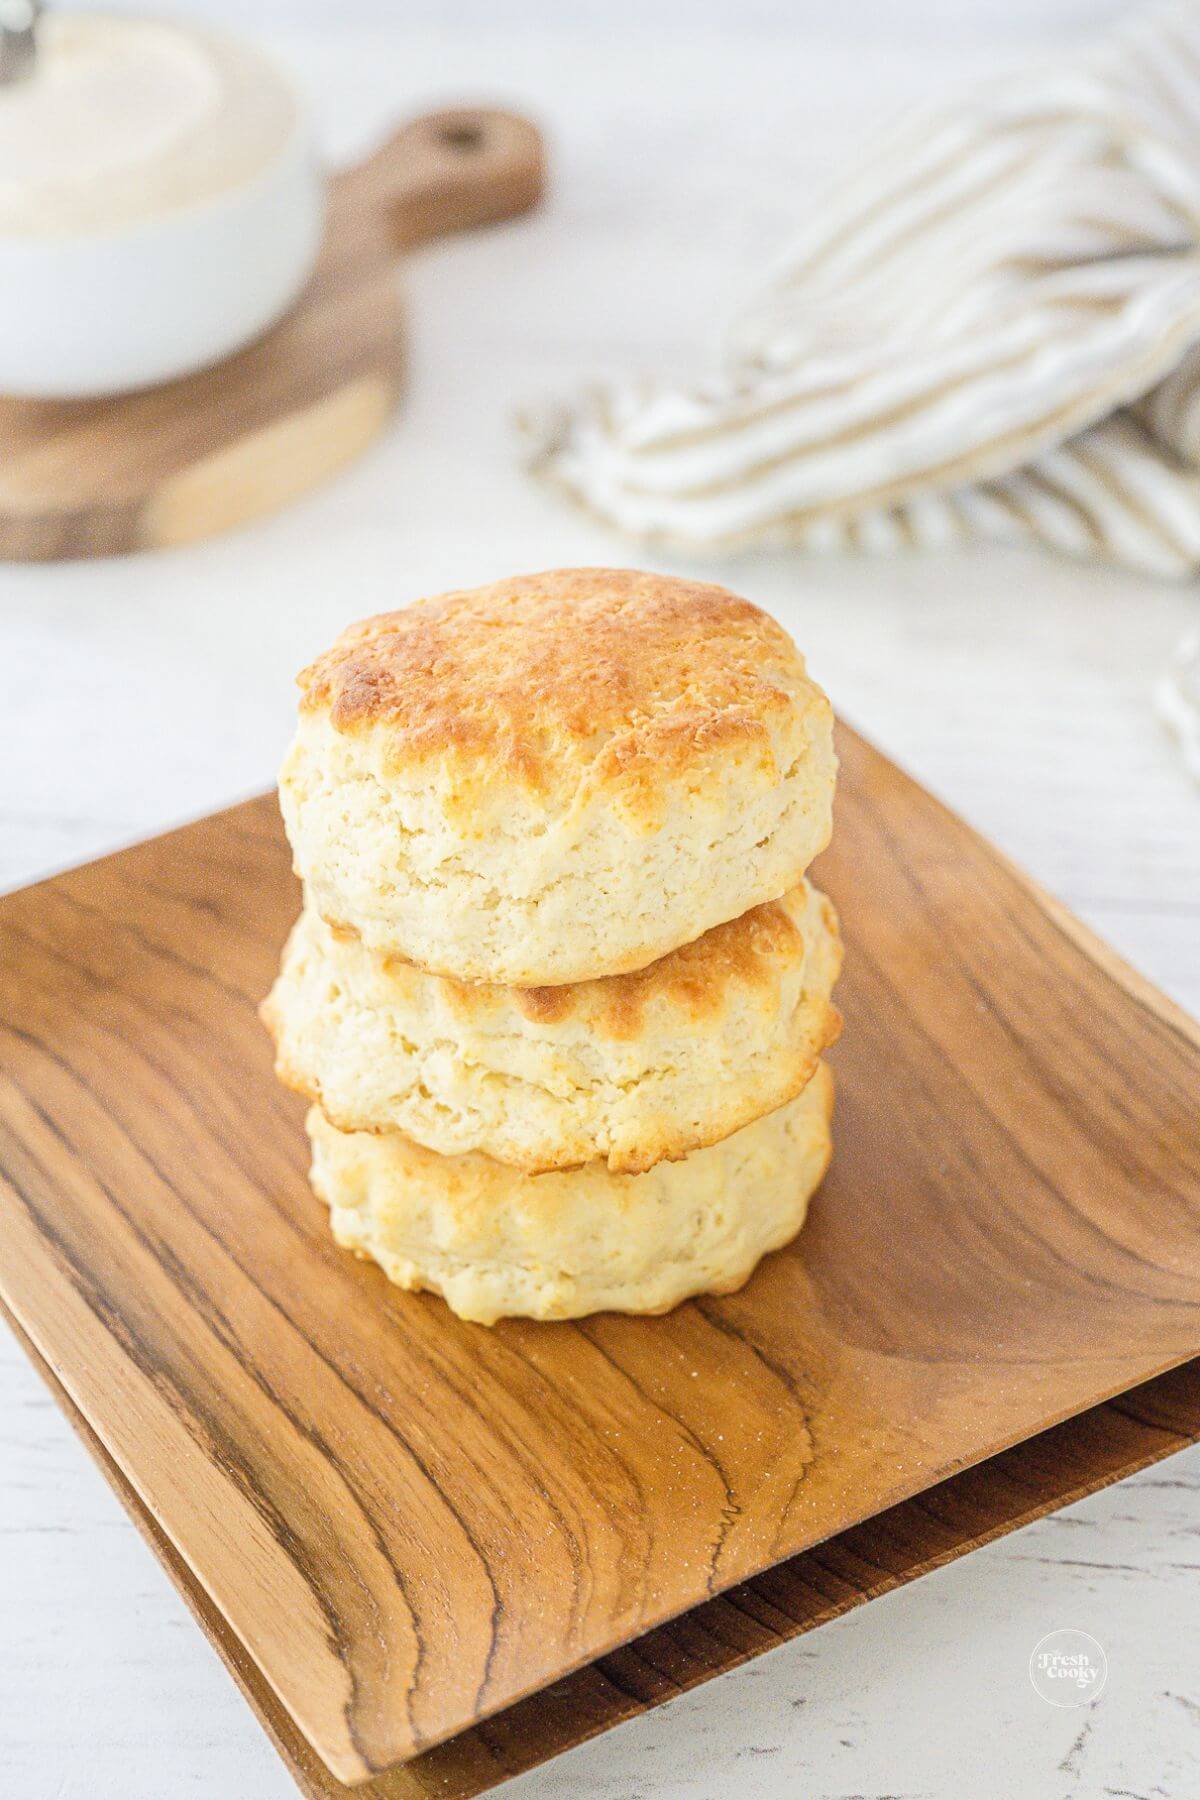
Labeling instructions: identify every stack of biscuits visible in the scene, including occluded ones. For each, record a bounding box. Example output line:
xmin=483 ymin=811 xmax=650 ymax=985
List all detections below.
xmin=263 ymin=568 xmax=842 ymax=1324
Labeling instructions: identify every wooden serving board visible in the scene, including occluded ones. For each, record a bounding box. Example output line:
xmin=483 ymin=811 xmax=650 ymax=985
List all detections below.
xmin=2 ymin=724 xmax=1199 ymax=1790
xmin=0 ymin=108 xmax=543 ymax=560
xmin=6 ymin=1302 xmax=1197 ymax=1800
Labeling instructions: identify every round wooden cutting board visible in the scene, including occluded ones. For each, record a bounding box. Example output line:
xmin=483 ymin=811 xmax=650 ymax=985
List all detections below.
xmin=0 ymin=109 xmax=544 ymax=560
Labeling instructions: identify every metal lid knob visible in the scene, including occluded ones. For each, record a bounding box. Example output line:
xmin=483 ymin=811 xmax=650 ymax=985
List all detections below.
xmin=0 ymin=0 xmax=40 ymax=87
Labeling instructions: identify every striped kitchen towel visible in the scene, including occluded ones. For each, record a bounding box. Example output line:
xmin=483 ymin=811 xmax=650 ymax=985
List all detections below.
xmin=524 ymin=4 xmax=1200 ymax=771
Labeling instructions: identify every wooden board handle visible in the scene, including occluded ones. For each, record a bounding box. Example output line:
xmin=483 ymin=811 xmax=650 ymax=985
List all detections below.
xmin=337 ymin=108 xmax=544 ymax=255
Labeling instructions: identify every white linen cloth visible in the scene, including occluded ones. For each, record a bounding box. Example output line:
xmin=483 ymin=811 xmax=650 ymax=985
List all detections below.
xmin=525 ymin=4 xmax=1200 ymax=773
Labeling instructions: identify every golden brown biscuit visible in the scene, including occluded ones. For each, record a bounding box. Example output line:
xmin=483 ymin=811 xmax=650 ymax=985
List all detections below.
xmin=308 ymin=1063 xmax=834 ymax=1324
xmin=279 ymin=568 xmax=836 ymax=984
xmin=264 ymin=880 xmax=841 ymax=1173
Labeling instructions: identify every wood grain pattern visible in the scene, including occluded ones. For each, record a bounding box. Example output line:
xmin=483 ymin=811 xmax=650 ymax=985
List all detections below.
xmin=1 ymin=724 xmax=1199 ymax=1786
xmin=0 ymin=108 xmax=543 ymax=560
xmin=6 ymin=1296 xmax=1197 ymax=1800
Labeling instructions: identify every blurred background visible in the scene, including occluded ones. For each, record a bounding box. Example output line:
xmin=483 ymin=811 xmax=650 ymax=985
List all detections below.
xmin=4 ymin=0 xmax=1194 ymax=1032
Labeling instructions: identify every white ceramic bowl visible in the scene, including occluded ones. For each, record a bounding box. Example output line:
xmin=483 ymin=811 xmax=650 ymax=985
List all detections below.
xmin=0 ymin=46 xmax=324 ymax=398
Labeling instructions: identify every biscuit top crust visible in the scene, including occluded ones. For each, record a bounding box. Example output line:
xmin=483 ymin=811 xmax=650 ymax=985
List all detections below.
xmin=296 ymin=568 xmax=827 ymax=799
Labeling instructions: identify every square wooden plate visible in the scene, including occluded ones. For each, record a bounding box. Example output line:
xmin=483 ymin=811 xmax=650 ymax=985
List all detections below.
xmin=2 ymin=724 xmax=1199 ymax=1792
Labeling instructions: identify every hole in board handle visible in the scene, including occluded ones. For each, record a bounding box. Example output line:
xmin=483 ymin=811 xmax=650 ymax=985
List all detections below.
xmin=439 ymin=122 xmax=485 ymax=152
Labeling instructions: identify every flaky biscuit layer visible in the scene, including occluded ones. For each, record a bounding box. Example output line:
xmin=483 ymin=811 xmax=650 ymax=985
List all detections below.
xmin=264 ymin=881 xmax=841 ymax=1173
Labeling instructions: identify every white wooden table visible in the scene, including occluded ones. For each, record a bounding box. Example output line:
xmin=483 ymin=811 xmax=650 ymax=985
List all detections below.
xmin=2 ymin=6 xmax=1199 ymax=1797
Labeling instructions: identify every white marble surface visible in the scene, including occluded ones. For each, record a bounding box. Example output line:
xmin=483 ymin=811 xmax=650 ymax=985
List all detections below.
xmin=2 ymin=6 xmax=1199 ymax=1798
